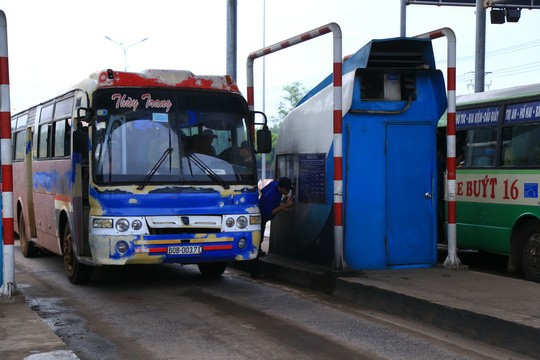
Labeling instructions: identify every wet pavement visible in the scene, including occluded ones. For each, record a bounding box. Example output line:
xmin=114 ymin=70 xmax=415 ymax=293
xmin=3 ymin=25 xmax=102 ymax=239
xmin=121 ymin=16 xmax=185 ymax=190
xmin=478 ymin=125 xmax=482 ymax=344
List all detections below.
xmin=2 ymin=244 xmax=539 ymax=359
xmin=251 ymin=253 xmax=540 ymax=359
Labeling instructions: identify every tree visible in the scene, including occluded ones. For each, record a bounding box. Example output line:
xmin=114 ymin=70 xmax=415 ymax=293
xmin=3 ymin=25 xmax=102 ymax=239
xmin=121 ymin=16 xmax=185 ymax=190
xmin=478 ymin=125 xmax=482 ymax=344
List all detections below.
xmin=258 ymin=82 xmax=308 ymax=178
xmin=270 ymin=81 xmax=309 ymax=128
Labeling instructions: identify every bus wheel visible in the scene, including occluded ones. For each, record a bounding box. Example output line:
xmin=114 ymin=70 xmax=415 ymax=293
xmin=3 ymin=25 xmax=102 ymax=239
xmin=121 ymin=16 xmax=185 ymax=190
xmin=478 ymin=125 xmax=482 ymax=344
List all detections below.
xmin=19 ymin=213 xmax=39 ymax=258
xmin=62 ymin=223 xmax=92 ymax=284
xmin=520 ymin=220 xmax=540 ymax=283
xmin=197 ymin=262 xmax=227 ymax=278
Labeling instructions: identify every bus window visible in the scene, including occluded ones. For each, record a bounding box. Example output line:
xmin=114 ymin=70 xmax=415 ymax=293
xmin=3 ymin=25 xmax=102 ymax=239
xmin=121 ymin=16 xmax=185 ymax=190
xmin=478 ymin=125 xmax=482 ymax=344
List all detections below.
xmin=455 ymin=130 xmax=466 ymax=167
xmin=53 ymin=118 xmax=69 ymax=157
xmin=14 ymin=130 xmax=25 ymax=161
xmin=40 ymin=104 xmax=53 ymax=122
xmin=464 ymin=128 xmax=497 ymax=167
xmin=38 ymin=123 xmax=50 ymax=158
xmin=54 ymin=97 xmax=74 ymax=118
xmin=501 ymin=124 xmax=540 ymax=166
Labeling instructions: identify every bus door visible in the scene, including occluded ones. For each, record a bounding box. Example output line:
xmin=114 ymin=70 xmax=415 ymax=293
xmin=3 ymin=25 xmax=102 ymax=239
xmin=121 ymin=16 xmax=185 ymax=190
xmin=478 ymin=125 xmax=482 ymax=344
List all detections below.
xmin=24 ymin=126 xmax=37 ymax=236
xmin=72 ymin=120 xmax=90 ymax=255
xmin=386 ymin=123 xmax=435 ymax=266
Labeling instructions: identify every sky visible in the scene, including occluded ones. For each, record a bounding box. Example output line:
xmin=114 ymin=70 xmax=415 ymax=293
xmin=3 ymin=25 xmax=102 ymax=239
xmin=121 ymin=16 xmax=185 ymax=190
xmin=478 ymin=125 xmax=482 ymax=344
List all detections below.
xmin=0 ymin=0 xmax=538 ymax=117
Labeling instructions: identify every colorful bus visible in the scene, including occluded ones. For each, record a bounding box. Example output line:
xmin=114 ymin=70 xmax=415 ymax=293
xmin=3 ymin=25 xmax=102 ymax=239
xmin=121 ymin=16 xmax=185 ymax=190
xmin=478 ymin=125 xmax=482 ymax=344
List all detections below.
xmin=12 ymin=69 xmax=271 ymax=284
xmin=450 ymin=83 xmax=540 ymax=282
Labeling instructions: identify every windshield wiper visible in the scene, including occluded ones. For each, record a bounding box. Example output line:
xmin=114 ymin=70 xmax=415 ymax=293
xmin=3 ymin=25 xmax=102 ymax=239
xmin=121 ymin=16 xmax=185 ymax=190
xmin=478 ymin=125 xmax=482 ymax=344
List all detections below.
xmin=137 ymin=147 xmax=173 ymax=190
xmin=186 ymin=152 xmax=230 ymax=189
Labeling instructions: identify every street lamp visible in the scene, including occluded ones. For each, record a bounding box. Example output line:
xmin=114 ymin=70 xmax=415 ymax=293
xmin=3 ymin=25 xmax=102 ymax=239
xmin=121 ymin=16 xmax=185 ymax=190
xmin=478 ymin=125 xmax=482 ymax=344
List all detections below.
xmin=104 ymin=36 xmax=148 ymax=71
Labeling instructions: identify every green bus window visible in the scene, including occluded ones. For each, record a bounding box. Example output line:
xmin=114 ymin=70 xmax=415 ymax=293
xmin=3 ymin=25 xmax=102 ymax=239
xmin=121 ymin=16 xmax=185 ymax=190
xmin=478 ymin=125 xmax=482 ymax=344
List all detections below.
xmin=501 ymin=124 xmax=540 ymax=166
xmin=465 ymin=128 xmax=497 ymax=167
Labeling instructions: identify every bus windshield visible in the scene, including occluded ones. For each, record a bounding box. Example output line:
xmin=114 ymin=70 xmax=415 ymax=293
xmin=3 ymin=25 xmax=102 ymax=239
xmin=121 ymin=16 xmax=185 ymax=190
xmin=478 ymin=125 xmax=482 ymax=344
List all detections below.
xmin=91 ymin=89 xmax=256 ymax=186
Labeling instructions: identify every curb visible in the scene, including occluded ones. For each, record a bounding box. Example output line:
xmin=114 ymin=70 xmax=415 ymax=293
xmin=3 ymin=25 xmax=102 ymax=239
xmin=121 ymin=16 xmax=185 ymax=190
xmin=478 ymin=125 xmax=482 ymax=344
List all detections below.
xmin=0 ymin=293 xmax=26 ymax=304
xmin=251 ymin=254 xmax=540 ymax=359
xmin=333 ymin=278 xmax=540 ymax=359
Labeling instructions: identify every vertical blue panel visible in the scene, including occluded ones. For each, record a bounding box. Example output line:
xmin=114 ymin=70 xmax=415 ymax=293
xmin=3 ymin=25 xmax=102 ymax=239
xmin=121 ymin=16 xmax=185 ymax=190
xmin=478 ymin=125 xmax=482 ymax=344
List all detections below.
xmin=386 ymin=124 xmax=436 ymax=266
xmin=343 ymin=119 xmax=387 ymax=269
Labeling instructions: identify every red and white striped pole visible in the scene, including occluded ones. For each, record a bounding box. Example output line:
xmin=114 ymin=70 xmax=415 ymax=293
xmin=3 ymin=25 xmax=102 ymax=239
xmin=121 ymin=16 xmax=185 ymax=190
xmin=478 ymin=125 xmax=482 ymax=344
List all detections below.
xmin=416 ymin=27 xmax=461 ymax=268
xmin=246 ymin=22 xmax=346 ymax=269
xmin=0 ymin=10 xmax=16 ymax=296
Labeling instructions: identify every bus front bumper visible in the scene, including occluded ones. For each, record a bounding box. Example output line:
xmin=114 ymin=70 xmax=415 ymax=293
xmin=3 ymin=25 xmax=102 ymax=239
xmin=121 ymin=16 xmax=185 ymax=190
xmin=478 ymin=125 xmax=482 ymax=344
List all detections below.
xmin=89 ymin=231 xmax=261 ymax=265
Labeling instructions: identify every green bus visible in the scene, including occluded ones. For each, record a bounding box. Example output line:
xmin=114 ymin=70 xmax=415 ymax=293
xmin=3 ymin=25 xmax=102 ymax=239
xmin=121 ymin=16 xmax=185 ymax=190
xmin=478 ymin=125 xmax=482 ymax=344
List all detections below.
xmin=448 ymin=83 xmax=540 ymax=282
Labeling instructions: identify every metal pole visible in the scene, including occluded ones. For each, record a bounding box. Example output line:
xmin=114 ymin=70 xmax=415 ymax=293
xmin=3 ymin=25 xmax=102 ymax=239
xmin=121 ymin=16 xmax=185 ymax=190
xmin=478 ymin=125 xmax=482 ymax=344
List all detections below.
xmin=246 ymin=23 xmax=345 ymax=270
xmin=0 ymin=10 xmax=16 ymax=296
xmin=475 ymin=0 xmax=486 ymax=92
xmin=261 ymin=0 xmax=266 ymax=183
xmin=123 ymin=48 xmax=127 ymax=72
xmin=415 ymin=27 xmax=462 ymax=269
xmin=226 ymin=0 xmax=237 ymax=80
xmin=400 ymin=0 xmax=407 ymax=37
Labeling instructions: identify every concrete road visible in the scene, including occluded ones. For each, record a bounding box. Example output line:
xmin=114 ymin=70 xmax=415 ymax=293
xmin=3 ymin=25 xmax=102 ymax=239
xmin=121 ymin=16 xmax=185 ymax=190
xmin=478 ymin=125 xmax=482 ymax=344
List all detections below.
xmin=13 ymin=247 xmax=533 ymax=360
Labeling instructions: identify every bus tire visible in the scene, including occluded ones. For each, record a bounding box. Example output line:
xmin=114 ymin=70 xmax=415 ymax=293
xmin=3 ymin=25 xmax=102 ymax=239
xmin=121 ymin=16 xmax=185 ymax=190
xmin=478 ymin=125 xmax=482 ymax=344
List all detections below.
xmin=520 ymin=220 xmax=540 ymax=283
xmin=63 ymin=223 xmax=92 ymax=285
xmin=19 ymin=213 xmax=39 ymax=258
xmin=197 ymin=262 xmax=227 ymax=278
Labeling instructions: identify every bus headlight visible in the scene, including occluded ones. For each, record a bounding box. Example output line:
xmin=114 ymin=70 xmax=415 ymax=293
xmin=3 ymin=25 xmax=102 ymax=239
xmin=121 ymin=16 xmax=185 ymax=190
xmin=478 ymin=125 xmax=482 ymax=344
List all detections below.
xmin=132 ymin=220 xmax=143 ymax=231
xmin=225 ymin=217 xmax=235 ymax=228
xmin=116 ymin=218 xmax=130 ymax=232
xmin=116 ymin=241 xmax=129 ymax=254
xmin=91 ymin=216 xmax=147 ymax=235
xmin=236 ymin=216 xmax=248 ymax=229
xmin=93 ymin=218 xmax=113 ymax=228
xmin=238 ymin=237 xmax=247 ymax=249
xmin=221 ymin=214 xmax=261 ymax=232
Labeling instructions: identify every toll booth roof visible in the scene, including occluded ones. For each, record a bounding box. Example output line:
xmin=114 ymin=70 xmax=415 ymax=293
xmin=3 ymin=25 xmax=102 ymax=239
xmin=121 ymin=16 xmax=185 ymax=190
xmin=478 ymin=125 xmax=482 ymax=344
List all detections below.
xmin=298 ymin=38 xmax=436 ymax=107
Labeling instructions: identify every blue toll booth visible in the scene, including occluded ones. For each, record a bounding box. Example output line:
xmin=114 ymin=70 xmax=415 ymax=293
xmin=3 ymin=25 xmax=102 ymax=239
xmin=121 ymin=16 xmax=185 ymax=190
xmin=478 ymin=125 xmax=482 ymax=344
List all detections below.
xmin=270 ymin=38 xmax=447 ymax=270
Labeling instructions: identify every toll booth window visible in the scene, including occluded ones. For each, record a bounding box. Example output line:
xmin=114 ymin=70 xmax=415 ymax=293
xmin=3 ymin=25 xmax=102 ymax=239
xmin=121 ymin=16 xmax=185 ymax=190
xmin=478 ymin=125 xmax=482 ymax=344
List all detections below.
xmin=359 ymin=72 xmax=416 ymax=101
xmin=501 ymin=124 xmax=540 ymax=167
xmin=276 ymin=154 xmax=298 ymax=182
xmin=463 ymin=127 xmax=497 ymax=167
xmin=276 ymin=154 xmax=298 ymax=196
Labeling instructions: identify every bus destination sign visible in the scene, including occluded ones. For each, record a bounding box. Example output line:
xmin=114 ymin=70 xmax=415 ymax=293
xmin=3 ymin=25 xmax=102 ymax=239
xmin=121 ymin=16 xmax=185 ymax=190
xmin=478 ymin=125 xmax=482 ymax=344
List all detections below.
xmin=504 ymin=101 xmax=540 ymax=123
xmin=456 ymin=107 xmax=500 ymax=128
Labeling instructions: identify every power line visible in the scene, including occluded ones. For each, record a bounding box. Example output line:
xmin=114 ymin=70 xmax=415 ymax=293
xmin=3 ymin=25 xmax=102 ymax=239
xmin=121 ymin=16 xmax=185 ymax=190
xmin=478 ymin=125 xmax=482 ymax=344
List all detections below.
xmin=489 ymin=62 xmax=540 ymax=78
xmin=437 ymin=37 xmax=540 ymax=65
xmin=456 ymin=38 xmax=540 ymax=62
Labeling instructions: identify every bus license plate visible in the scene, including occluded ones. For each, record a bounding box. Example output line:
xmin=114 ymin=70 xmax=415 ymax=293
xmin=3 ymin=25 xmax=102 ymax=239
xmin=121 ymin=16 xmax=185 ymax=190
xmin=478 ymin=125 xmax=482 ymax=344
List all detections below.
xmin=167 ymin=245 xmax=202 ymax=255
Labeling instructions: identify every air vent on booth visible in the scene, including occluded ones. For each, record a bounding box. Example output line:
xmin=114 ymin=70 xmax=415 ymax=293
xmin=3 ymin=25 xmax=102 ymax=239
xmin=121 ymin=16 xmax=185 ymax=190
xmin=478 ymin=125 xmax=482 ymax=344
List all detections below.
xmin=367 ymin=51 xmax=427 ymax=69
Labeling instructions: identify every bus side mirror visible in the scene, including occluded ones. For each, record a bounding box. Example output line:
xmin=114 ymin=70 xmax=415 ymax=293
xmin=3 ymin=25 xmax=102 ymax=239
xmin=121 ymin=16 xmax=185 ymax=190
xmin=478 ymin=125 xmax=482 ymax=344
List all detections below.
xmin=252 ymin=110 xmax=272 ymax=154
xmin=76 ymin=107 xmax=94 ymax=124
xmin=257 ymin=126 xmax=272 ymax=154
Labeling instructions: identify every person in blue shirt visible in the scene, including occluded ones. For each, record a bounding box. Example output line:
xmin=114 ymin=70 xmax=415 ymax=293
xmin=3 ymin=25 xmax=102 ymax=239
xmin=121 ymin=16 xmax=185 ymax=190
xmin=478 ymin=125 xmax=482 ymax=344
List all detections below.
xmin=251 ymin=177 xmax=294 ymax=278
